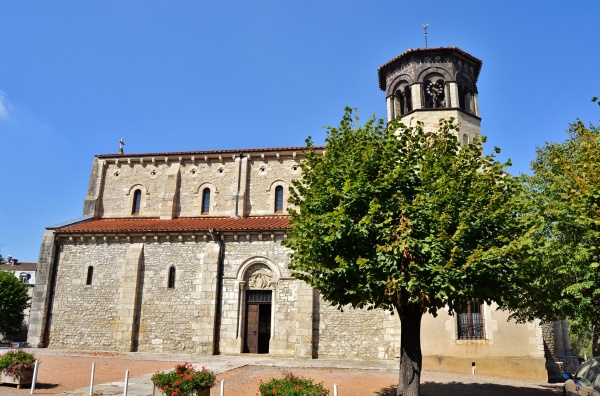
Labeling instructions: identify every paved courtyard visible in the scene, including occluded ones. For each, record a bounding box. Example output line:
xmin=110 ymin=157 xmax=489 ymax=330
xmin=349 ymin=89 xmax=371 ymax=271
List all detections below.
xmin=0 ymin=349 xmax=563 ymax=395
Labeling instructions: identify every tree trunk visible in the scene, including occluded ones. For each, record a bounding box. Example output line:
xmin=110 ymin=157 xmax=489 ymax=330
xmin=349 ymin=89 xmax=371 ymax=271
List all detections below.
xmin=593 ymin=323 xmax=600 ymax=357
xmin=397 ymin=305 xmax=423 ymax=396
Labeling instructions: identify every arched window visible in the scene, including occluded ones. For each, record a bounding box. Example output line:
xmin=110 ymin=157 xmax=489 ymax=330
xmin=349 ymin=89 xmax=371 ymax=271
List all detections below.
xmin=458 ymin=76 xmax=476 ymax=115
xmin=274 ymin=186 xmax=284 ymax=214
xmin=86 ymin=266 xmax=94 ymax=286
xmin=423 ymin=75 xmax=446 ymax=109
xmin=168 ymin=266 xmax=176 ymax=289
xmin=132 ymin=189 xmax=142 ymax=215
xmin=201 ymin=188 xmax=211 ymax=215
xmin=462 ymin=134 xmax=469 ymax=147
xmin=393 ymin=84 xmax=412 ymax=119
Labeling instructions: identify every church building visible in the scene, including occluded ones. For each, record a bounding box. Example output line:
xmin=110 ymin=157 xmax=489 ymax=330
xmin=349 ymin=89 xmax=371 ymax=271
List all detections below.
xmin=28 ymin=46 xmax=571 ymax=381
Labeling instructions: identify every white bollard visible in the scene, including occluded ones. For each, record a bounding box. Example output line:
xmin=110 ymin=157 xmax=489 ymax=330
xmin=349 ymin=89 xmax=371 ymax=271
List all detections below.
xmin=30 ymin=359 xmax=39 ymax=394
xmin=220 ymin=379 xmax=224 ymax=396
xmin=89 ymin=362 xmax=96 ymax=395
xmin=123 ymin=369 xmax=129 ymax=396
xmin=334 ymin=383 xmax=338 ymax=396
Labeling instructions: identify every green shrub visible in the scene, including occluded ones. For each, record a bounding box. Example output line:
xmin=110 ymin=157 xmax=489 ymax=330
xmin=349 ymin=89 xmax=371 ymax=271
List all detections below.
xmin=151 ymin=362 xmax=216 ymax=396
xmin=258 ymin=372 xmax=330 ymax=396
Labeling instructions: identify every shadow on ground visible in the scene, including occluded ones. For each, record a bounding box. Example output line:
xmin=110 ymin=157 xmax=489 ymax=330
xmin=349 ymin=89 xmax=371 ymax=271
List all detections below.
xmin=376 ymin=382 xmax=562 ymax=396
xmin=32 ymin=383 xmax=59 ymax=390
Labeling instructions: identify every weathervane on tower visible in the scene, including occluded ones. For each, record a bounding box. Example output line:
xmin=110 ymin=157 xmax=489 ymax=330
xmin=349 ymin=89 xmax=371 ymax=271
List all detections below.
xmin=423 ymin=24 xmax=429 ymax=48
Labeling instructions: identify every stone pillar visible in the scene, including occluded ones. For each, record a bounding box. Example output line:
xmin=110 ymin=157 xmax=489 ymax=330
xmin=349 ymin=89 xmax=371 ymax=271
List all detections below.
xmin=386 ymin=96 xmax=394 ymax=122
xmin=114 ymin=243 xmax=144 ymax=351
xmin=448 ymin=82 xmax=459 ymax=109
xmin=194 ymin=241 xmax=221 ymax=354
xmin=294 ymin=281 xmax=314 ymax=359
xmin=83 ymin=158 xmax=106 ymax=217
xmin=473 ymin=92 xmax=480 ymax=116
xmin=27 ymin=230 xmax=58 ymax=348
xmin=233 ymin=156 xmax=249 ymax=218
xmin=159 ymin=163 xmax=180 ymax=219
xmin=412 ymin=84 xmax=423 ymax=110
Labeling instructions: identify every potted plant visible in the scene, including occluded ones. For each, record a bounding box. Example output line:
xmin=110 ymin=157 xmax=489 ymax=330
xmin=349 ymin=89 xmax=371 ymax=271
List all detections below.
xmin=151 ymin=362 xmax=216 ymax=396
xmin=258 ymin=372 xmax=330 ymax=396
xmin=0 ymin=350 xmax=37 ymax=389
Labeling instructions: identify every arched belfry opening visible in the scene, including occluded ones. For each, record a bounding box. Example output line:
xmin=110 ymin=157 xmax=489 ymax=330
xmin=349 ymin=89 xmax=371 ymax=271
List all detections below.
xmin=242 ymin=264 xmax=277 ymax=354
xmin=423 ymin=73 xmax=447 ymax=109
xmin=393 ymin=82 xmax=412 ymax=118
xmin=379 ymin=46 xmax=483 ymax=140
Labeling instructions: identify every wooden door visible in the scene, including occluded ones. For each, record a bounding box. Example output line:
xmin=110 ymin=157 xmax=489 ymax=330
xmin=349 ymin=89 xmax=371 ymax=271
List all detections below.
xmin=244 ymin=304 xmax=259 ymax=353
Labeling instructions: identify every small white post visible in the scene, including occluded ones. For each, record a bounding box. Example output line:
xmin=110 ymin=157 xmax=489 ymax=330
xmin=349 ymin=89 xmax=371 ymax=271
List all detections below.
xmin=220 ymin=379 xmax=224 ymax=396
xmin=472 ymin=362 xmax=476 ymax=376
xmin=334 ymin=383 xmax=338 ymax=396
xmin=123 ymin=369 xmax=129 ymax=396
xmin=89 ymin=362 xmax=96 ymax=395
xmin=30 ymin=359 xmax=40 ymax=394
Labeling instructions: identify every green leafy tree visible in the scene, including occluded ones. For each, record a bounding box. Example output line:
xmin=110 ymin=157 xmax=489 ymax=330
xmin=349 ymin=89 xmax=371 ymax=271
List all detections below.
xmin=284 ymin=109 xmax=530 ymax=396
xmin=504 ymin=120 xmax=600 ymax=357
xmin=0 ymin=270 xmax=31 ymax=341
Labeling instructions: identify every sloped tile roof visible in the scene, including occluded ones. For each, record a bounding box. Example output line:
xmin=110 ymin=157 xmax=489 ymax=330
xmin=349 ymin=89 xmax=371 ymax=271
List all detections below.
xmin=377 ymin=46 xmax=483 ymax=90
xmin=0 ymin=262 xmax=38 ymax=271
xmin=97 ymin=146 xmax=324 ymax=159
xmin=55 ymin=216 xmax=291 ymax=234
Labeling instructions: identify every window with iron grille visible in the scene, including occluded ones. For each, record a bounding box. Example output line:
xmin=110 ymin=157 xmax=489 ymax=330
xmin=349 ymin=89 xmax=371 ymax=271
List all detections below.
xmin=457 ymin=300 xmax=485 ymax=339
xmin=247 ymin=290 xmax=272 ymax=303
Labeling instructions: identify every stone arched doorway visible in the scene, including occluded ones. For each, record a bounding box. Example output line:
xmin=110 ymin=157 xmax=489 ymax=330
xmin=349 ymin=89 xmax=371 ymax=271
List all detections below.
xmin=242 ymin=264 xmax=276 ymax=354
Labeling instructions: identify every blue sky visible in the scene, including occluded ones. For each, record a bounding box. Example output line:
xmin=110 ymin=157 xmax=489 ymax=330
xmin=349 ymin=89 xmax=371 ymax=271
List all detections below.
xmin=1 ymin=1 xmax=599 ymax=261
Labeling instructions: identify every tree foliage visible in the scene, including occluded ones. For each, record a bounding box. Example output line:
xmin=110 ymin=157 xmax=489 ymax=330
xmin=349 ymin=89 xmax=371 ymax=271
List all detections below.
xmin=0 ymin=270 xmax=30 ymax=340
xmin=504 ymin=120 xmax=600 ymax=356
xmin=284 ymin=108 xmax=530 ymax=395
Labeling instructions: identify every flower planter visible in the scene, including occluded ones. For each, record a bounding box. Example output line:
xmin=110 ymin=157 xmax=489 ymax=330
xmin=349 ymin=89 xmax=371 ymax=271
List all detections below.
xmin=0 ymin=369 xmax=33 ymax=389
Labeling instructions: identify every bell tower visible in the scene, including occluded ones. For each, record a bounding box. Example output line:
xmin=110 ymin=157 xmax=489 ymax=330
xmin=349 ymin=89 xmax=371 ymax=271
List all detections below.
xmin=378 ymin=46 xmax=482 ymax=145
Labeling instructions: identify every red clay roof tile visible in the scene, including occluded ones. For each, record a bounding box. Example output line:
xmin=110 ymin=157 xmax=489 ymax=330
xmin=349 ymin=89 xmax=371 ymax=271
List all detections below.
xmin=56 ymin=216 xmax=291 ymax=234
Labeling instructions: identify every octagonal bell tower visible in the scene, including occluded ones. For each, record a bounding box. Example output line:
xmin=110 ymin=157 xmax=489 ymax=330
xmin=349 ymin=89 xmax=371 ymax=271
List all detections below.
xmin=378 ymin=46 xmax=482 ymax=145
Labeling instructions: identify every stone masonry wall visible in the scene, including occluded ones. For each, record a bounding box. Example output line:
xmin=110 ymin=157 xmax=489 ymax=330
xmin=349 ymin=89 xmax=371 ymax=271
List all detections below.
xmin=97 ymin=153 xmax=303 ymax=219
xmin=316 ymin=297 xmax=400 ymax=360
xmin=47 ymin=237 xmax=219 ymax=353
xmin=246 ymin=156 xmax=301 ymax=216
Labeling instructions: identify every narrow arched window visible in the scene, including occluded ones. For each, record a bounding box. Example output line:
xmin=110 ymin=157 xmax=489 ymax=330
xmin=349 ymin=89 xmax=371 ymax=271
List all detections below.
xmin=168 ymin=266 xmax=176 ymax=289
xmin=201 ymin=188 xmax=211 ymax=215
xmin=462 ymin=134 xmax=469 ymax=147
xmin=86 ymin=266 xmax=94 ymax=286
xmin=274 ymin=186 xmax=284 ymax=214
xmin=132 ymin=189 xmax=142 ymax=215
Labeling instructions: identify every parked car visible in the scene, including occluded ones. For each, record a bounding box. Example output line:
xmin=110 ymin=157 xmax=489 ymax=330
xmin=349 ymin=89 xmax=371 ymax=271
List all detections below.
xmin=564 ymin=357 xmax=600 ymax=396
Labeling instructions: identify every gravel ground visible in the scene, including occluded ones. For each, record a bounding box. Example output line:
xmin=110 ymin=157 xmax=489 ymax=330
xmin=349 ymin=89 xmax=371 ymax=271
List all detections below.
xmin=0 ymin=350 xmax=564 ymax=396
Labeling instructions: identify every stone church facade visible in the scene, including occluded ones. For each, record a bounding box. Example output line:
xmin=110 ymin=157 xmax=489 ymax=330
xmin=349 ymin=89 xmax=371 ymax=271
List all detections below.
xmin=28 ymin=46 xmax=571 ymax=381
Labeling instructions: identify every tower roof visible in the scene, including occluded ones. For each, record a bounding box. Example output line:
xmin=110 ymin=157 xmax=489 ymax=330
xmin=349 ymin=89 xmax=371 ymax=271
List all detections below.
xmin=378 ymin=46 xmax=483 ymax=91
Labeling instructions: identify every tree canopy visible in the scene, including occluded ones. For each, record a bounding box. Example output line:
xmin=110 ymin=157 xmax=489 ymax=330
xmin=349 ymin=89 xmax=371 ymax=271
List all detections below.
xmin=0 ymin=270 xmax=31 ymax=340
xmin=284 ymin=109 xmax=530 ymax=395
xmin=504 ymin=120 xmax=600 ymax=356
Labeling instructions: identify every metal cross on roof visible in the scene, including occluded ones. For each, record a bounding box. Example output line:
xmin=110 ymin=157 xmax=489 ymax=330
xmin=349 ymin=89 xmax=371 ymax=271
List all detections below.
xmin=423 ymin=24 xmax=430 ymax=48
